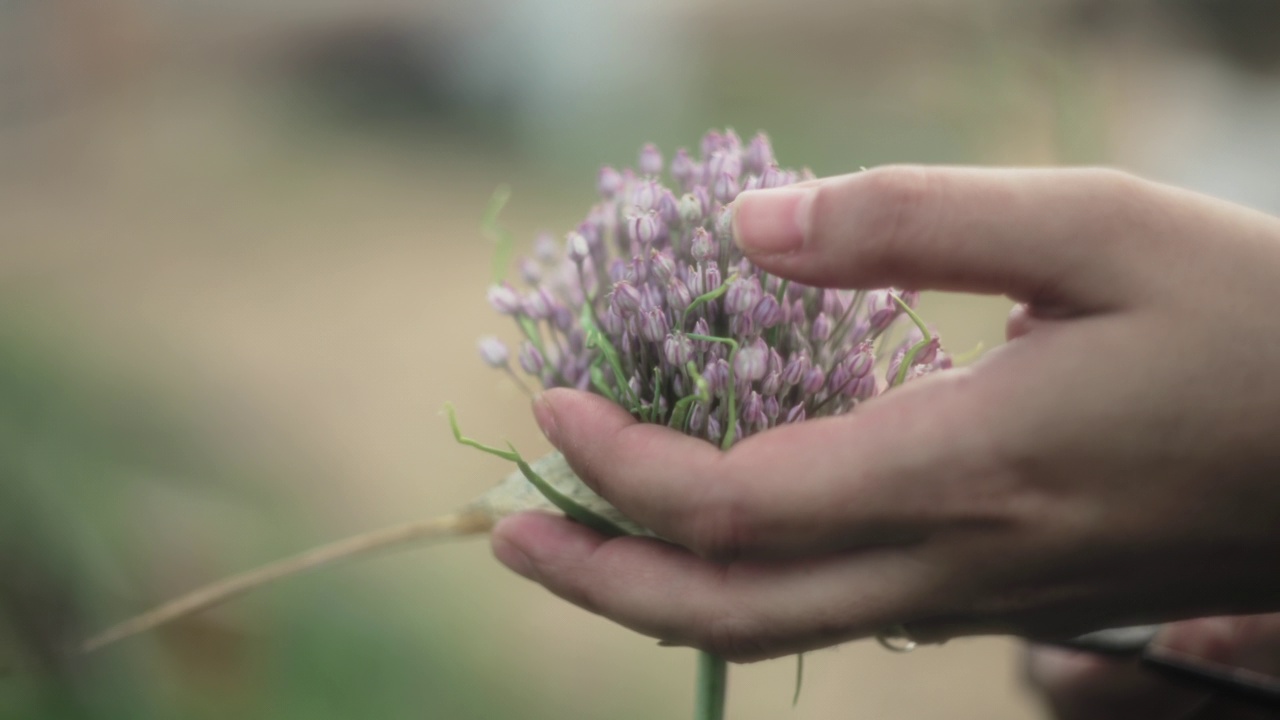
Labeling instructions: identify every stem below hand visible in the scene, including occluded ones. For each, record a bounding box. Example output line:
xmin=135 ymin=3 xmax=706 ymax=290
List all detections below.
xmin=695 ymin=651 xmax=728 ymax=720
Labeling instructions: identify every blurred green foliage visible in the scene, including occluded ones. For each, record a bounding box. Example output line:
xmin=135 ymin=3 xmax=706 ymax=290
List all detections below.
xmin=0 ymin=317 xmax=575 ymax=720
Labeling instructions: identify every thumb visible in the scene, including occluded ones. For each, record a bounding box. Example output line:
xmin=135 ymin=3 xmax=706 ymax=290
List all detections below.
xmin=731 ymin=166 xmax=1154 ymax=309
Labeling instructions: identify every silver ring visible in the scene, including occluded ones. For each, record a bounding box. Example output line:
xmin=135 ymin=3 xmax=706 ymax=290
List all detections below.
xmin=876 ymin=624 xmax=918 ymax=653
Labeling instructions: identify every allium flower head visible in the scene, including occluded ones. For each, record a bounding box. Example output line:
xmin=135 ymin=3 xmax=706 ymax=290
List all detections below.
xmin=481 ymin=129 xmax=948 ymax=448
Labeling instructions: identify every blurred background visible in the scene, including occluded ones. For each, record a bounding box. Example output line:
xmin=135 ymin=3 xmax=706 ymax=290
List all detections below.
xmin=3 ymin=0 xmax=1279 ymax=718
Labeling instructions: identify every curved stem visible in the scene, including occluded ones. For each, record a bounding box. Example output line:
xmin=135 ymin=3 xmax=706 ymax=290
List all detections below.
xmin=78 ymin=510 xmax=493 ymax=657
xmin=695 ymin=651 xmax=728 ymax=720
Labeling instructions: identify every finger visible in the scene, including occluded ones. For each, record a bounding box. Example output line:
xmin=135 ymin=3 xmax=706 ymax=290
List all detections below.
xmin=1023 ymin=644 xmax=1213 ymax=720
xmin=491 ymin=511 xmax=937 ymax=662
xmin=731 ymin=166 xmax=1161 ymax=308
xmin=534 ymin=372 xmax=1000 ymax=562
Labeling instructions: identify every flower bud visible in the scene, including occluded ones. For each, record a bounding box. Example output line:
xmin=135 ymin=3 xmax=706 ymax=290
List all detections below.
xmin=729 ymin=313 xmax=756 ymax=338
xmin=781 ymin=353 xmax=810 ymax=386
xmin=745 ymin=133 xmax=774 ymax=175
xmin=761 ymin=371 xmax=782 ymax=397
xmin=657 ymin=190 xmax=680 ymax=228
xmin=714 ymin=205 xmax=734 ymax=241
xmin=601 ymin=304 xmax=624 ymax=334
xmin=700 ymin=129 xmax=723 ymax=159
xmin=650 ymin=249 xmax=676 ymax=283
xmin=689 ymin=401 xmax=708 ymax=433
xmin=522 ymin=288 xmax=554 ymax=319
xmin=725 ymin=276 xmax=762 ymax=315
xmin=848 ymin=374 xmax=877 ymax=401
xmin=785 ymin=404 xmax=806 ymax=424
xmin=763 ymin=395 xmax=780 ymax=420
xmin=638 ymin=143 xmax=663 ymax=176
xmin=707 ymin=414 xmax=723 ymax=443
xmin=630 ymin=180 xmax=660 ymax=212
xmin=638 ymin=306 xmax=668 ymax=342
xmin=671 ymin=148 xmax=696 ymax=189
xmin=760 ymin=165 xmax=785 ymax=189
xmin=751 ymin=295 xmax=784 ymax=328
xmin=802 ymin=366 xmax=826 ymax=395
xmin=478 ymin=336 xmax=509 ymax=368
xmin=566 ymin=231 xmax=591 ymax=263
xmin=703 ymin=263 xmax=723 ymax=294
xmin=664 ymin=333 xmax=694 ymax=366
xmin=811 ymin=312 xmax=832 ymax=341
xmin=846 ymin=344 xmax=875 ymax=378
xmin=743 ymin=391 xmax=765 ymax=429
xmin=611 ymin=281 xmax=643 ymax=316
xmin=487 ymin=284 xmax=522 ymax=315
xmin=679 ymin=193 xmax=703 ymax=226
xmin=519 ymin=341 xmax=544 ymax=374
xmin=702 ymin=358 xmax=729 ymax=394
xmin=734 ymin=337 xmax=768 ymax=381
xmin=597 ymin=166 xmax=623 ymax=199
xmin=628 ymin=211 xmax=660 ymax=245
xmin=693 ymin=186 xmax=713 ymax=218
xmin=713 ymin=172 xmax=740 ymax=205
xmin=691 ymin=228 xmax=717 ymax=262
xmin=866 ymin=290 xmax=899 ymax=331
xmin=666 ymin=278 xmax=693 ymax=313
xmin=708 ymin=150 xmax=742 ymax=182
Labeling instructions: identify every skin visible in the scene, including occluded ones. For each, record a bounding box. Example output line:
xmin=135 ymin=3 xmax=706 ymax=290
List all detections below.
xmin=489 ymin=167 xmax=1280 ymax=692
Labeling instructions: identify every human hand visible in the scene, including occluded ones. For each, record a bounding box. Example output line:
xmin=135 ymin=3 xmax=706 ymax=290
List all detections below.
xmin=491 ymin=167 xmax=1280 ymax=661
xmin=1026 ymin=613 xmax=1280 ymax=720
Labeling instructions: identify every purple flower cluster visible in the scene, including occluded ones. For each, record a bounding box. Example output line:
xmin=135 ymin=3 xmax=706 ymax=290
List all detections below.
xmin=480 ymin=129 xmax=950 ymax=448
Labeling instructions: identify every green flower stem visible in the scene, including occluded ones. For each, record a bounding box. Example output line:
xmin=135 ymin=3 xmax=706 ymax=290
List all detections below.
xmin=891 ymin=294 xmax=933 ymax=387
xmin=695 ymin=651 xmax=728 ymax=720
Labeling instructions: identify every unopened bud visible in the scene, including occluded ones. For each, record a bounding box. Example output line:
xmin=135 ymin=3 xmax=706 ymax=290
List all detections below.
xmin=478 ymin=336 xmax=509 ymax=368
xmin=733 ymin=337 xmax=769 ymax=381
xmin=638 ymin=143 xmax=663 ymax=176
xmin=664 ymin=333 xmax=694 ymax=366
xmin=519 ymin=342 xmax=544 ymax=374
xmin=745 ymin=132 xmax=774 ymax=175
xmin=671 ymin=148 xmax=696 ymax=189
xmin=487 ymin=284 xmax=522 ymax=315
xmin=713 ymin=172 xmax=740 ymax=205
xmin=811 ymin=312 xmax=832 ymax=341
xmin=597 ymin=166 xmax=623 ymax=199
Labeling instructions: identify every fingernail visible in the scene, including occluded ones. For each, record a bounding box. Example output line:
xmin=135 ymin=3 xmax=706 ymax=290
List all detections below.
xmin=731 ymin=187 xmax=814 ymax=255
xmin=532 ymin=393 xmax=560 ymax=447
xmin=493 ymin=537 xmax=537 ymax=580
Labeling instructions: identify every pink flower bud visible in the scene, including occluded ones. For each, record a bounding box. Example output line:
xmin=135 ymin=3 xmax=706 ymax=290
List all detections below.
xmin=487 ymin=284 xmax=522 ymax=315
xmin=751 ymin=295 xmax=784 ymax=328
xmin=761 ymin=371 xmax=782 ymax=397
xmin=519 ymin=257 xmax=542 ymax=285
xmin=734 ymin=337 xmax=768 ymax=381
xmin=781 ymin=353 xmax=810 ymax=386
xmin=811 ymin=312 xmax=832 ymax=341
xmin=763 ymin=395 xmax=780 ymax=420
xmin=725 ymin=277 xmax=762 ymax=315
xmin=671 ymin=148 xmax=696 ymax=189
xmin=638 ymin=143 xmax=663 ymax=176
xmin=743 ymin=391 xmax=765 ymax=429
xmin=519 ymin=341 xmax=544 ymax=374
xmin=597 ymin=166 xmax=623 ymax=199
xmin=703 ymin=263 xmax=722 ymax=294
xmin=610 ymin=281 xmax=643 ymax=316
xmin=785 ymin=404 xmax=806 ymax=424
xmin=679 ymin=193 xmax=703 ymax=225
xmin=713 ymin=172 xmax=740 ymax=204
xmin=666 ymin=278 xmax=693 ymax=313
xmin=745 ymin=133 xmax=774 ymax=175
xmin=802 ymin=366 xmax=826 ymax=395
xmin=638 ymin=306 xmax=669 ymax=342
xmin=691 ymin=228 xmax=717 ymax=262
xmin=522 ymin=288 xmax=554 ymax=319
xmin=664 ymin=333 xmax=694 ymax=366
xmin=628 ymin=211 xmax=660 ymax=245
xmin=478 ymin=336 xmax=509 ymax=368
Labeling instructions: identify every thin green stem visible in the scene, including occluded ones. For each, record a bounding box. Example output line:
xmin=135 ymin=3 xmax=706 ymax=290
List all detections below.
xmin=695 ymin=651 xmax=728 ymax=720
